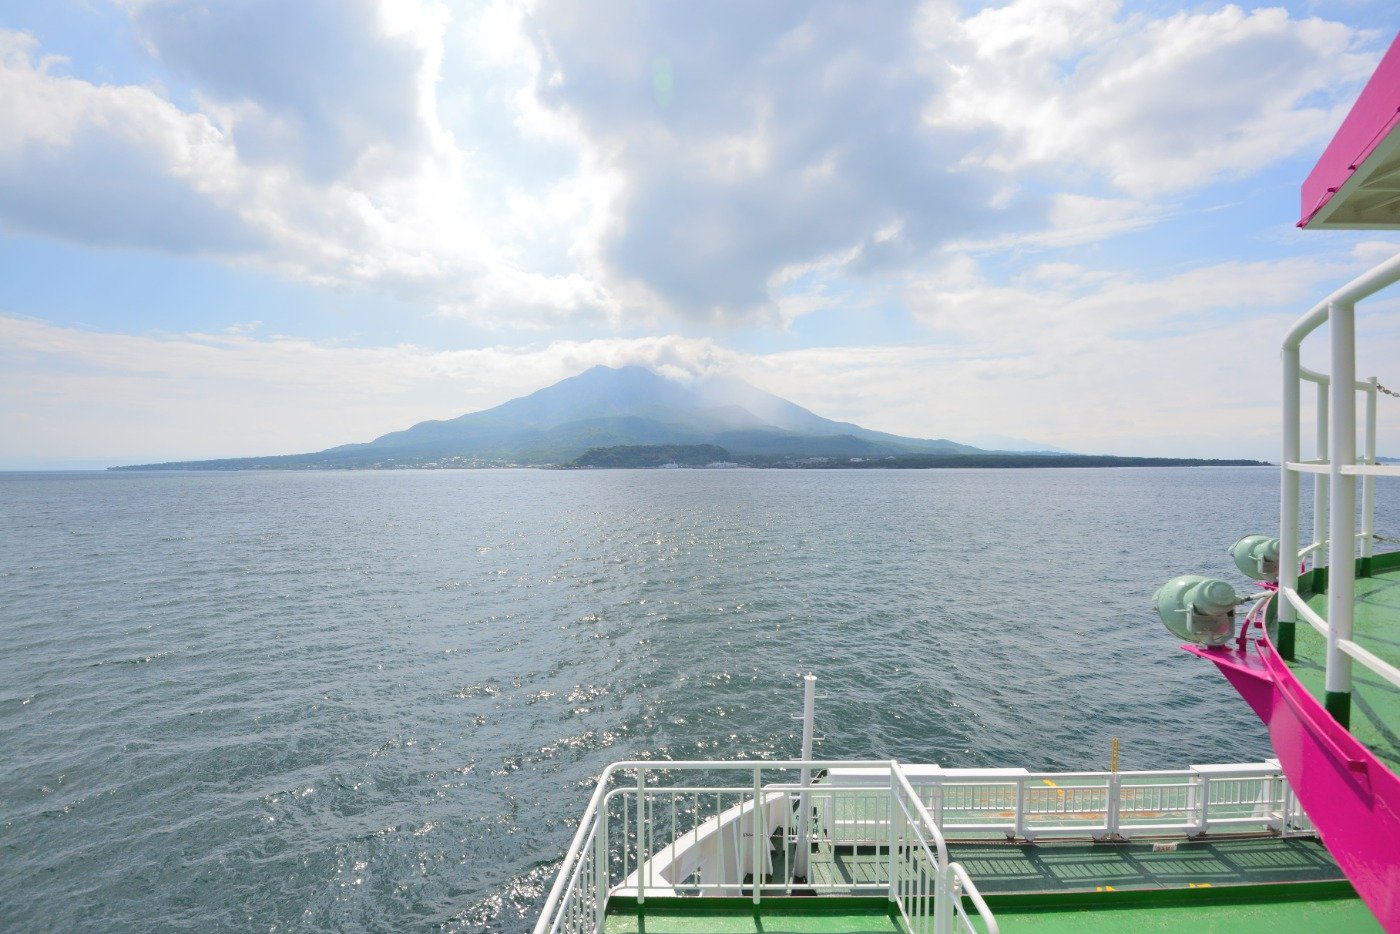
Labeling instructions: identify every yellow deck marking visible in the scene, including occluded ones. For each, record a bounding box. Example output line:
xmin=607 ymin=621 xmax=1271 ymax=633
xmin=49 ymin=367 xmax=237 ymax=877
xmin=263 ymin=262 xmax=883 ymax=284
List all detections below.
xmin=1095 ymin=885 xmax=1116 ymax=892
xmin=1188 ymin=882 xmax=1213 ymax=889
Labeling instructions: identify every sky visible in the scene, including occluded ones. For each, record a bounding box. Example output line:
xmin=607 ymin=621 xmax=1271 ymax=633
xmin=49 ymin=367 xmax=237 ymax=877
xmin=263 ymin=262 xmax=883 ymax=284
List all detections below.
xmin=2 ymin=0 xmax=1399 ymax=468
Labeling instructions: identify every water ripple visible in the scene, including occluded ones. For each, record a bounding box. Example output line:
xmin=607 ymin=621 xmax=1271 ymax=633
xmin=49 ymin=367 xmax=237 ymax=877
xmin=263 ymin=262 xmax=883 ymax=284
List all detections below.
xmin=0 ymin=467 xmax=1375 ymax=931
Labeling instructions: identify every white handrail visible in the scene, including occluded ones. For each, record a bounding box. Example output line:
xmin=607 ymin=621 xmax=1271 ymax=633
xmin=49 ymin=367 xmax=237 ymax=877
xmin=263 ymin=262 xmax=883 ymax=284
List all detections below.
xmin=949 ymin=862 xmax=999 ymax=934
xmin=1338 ymin=639 xmax=1400 ymax=690
xmin=1297 ymin=531 xmax=1374 ymax=560
xmin=1280 ymin=538 xmax=1396 ymax=688
xmin=537 ymin=769 xmax=619 ymax=933
xmin=534 ymin=759 xmax=961 ymax=934
xmin=892 ymin=762 xmax=950 ymax=868
xmin=1342 ymin=464 xmax=1400 ymax=477
xmin=1288 ymin=461 xmax=1400 ymax=478
xmin=1281 ymin=586 xmax=1330 ymax=637
xmin=1279 ymin=250 xmax=1398 ymax=726
xmin=1283 ymin=251 xmax=1400 ymax=350
xmin=534 ymin=759 xmax=1301 ymax=933
xmin=1298 ymin=364 xmax=1375 ymax=392
xmin=890 ymin=772 xmax=958 ymax=934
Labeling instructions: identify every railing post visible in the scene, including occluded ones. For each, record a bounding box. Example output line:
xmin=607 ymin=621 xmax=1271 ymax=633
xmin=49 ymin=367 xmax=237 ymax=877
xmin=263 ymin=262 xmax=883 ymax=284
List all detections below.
xmin=1106 ymin=773 xmax=1121 ymax=840
xmin=1361 ymin=377 xmax=1377 ymax=576
xmin=1279 ymin=348 xmax=1301 ymax=659
xmin=1314 ymin=378 xmax=1330 ymax=588
xmin=595 ymin=807 xmax=609 ymax=928
xmin=636 ymin=770 xmax=646 ymax=904
xmin=1326 ymin=301 xmax=1357 ymax=727
xmin=1013 ymin=779 xmax=1026 ymax=841
xmin=752 ymin=766 xmax=763 ymax=906
xmin=934 ymin=863 xmax=953 ymax=934
xmin=1185 ymin=774 xmax=1199 ymax=835
xmin=887 ymin=768 xmax=898 ymax=902
xmin=1198 ymin=775 xmax=1210 ymax=835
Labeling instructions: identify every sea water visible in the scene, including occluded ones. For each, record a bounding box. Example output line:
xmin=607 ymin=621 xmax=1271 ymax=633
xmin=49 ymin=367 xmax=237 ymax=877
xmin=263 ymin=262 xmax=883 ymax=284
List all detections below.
xmin=0 ymin=467 xmax=1372 ymax=931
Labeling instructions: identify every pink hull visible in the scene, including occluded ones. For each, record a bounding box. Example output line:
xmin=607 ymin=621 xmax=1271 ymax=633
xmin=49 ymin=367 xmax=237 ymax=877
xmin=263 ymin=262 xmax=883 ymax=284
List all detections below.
xmin=1187 ymin=641 xmax=1400 ymax=931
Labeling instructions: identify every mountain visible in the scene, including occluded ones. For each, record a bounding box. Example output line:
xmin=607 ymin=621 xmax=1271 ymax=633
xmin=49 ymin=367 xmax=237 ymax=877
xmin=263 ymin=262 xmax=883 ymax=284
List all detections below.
xmin=116 ymin=365 xmax=983 ymax=469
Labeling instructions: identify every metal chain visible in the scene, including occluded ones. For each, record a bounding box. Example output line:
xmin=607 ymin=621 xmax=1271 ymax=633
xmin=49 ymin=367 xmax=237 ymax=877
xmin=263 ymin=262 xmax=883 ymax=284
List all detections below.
xmin=1374 ymin=532 xmax=1400 ymax=545
xmin=1378 ymin=382 xmax=1400 ymax=398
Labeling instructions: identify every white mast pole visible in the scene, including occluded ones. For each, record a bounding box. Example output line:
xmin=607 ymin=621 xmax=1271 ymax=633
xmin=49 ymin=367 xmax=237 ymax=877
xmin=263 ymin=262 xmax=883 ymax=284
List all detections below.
xmin=1326 ymin=302 xmax=1357 ymax=726
xmin=1362 ymin=377 xmax=1377 ymax=569
xmin=1279 ymin=348 xmax=1301 ymax=659
xmin=1314 ymin=379 xmax=1329 ymax=575
xmin=795 ymin=674 xmax=816 ymax=879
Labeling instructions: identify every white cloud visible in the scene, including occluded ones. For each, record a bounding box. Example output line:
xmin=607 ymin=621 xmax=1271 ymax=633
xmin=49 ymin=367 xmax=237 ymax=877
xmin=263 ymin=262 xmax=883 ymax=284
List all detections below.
xmin=0 ymin=29 xmax=255 ymax=252
xmin=126 ymin=0 xmax=456 ymax=184
xmin=952 ymin=193 xmax=1167 ymax=251
xmin=0 ymin=10 xmax=616 ymax=326
xmin=914 ymin=255 xmax=1313 ymax=339
xmin=7 ymin=235 xmax=1399 ymax=466
xmin=0 ymin=2 xmax=1385 ymax=331
xmin=936 ymin=0 xmax=1377 ymax=196
xmin=0 ymin=313 xmax=744 ymax=462
xmin=524 ymin=0 xmax=1015 ymax=321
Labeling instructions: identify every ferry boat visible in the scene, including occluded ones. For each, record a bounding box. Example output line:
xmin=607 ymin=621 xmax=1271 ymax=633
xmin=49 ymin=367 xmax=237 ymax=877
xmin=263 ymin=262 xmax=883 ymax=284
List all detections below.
xmin=532 ymin=34 xmax=1400 ymax=934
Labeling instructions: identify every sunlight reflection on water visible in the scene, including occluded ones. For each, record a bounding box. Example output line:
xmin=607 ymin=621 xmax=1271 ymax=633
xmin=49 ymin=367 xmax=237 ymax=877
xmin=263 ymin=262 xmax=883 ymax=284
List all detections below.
xmin=0 ymin=467 xmax=1370 ymax=931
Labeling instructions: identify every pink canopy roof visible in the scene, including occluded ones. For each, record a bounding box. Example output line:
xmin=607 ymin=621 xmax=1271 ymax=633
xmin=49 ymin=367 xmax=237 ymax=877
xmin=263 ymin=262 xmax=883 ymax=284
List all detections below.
xmin=1300 ymin=32 xmax=1400 ymax=229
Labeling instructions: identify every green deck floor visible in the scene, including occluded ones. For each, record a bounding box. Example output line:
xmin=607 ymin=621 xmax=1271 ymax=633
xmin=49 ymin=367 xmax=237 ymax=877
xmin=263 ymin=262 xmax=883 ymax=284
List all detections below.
xmin=946 ymin=836 xmax=1345 ymax=893
xmin=604 ymin=836 xmax=1374 ymax=932
xmin=603 ymin=898 xmax=901 ymax=933
xmin=603 ymin=884 xmax=1378 ymax=933
xmin=773 ymin=836 xmax=1345 ymax=894
xmin=972 ymin=882 xmax=1380 ymax=933
xmin=1291 ymin=557 xmax=1400 ymax=771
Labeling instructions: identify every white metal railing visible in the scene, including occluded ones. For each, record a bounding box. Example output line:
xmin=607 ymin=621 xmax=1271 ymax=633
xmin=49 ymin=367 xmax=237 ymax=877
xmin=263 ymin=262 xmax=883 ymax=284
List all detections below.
xmin=546 ymin=801 xmax=605 ymax=934
xmin=1279 ymin=251 xmax=1400 ymax=723
xmin=895 ymin=762 xmax=1303 ymax=841
xmin=1277 ymin=533 xmax=1400 ymax=695
xmin=533 ymin=759 xmax=997 ymax=934
xmin=533 ymin=758 xmax=1312 ymax=933
xmin=890 ymin=769 xmax=993 ymax=934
